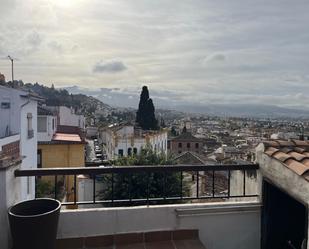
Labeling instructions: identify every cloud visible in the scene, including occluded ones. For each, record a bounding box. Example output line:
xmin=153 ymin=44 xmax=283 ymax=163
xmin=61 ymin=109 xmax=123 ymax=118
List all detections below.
xmin=204 ymin=53 xmax=226 ymax=63
xmin=93 ymin=60 xmax=127 ymax=73
xmin=0 ymin=0 xmax=309 ymax=110
xmin=27 ymin=31 xmax=42 ymax=47
xmin=48 ymin=41 xmax=63 ymax=53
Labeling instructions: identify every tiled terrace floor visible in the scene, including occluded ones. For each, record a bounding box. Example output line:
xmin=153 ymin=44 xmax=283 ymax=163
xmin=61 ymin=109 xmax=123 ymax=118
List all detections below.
xmin=56 ymin=229 xmax=206 ymax=249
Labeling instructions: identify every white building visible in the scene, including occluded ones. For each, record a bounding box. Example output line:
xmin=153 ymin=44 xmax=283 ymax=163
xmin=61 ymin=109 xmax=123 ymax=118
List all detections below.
xmin=0 ymin=86 xmax=39 ymax=200
xmin=104 ymin=124 xmax=168 ymax=159
xmin=86 ymin=126 xmax=98 ymax=138
xmin=270 ymin=132 xmax=298 ymax=140
xmin=37 ymin=106 xmax=57 ymax=142
xmin=45 ymin=106 xmax=85 ymax=129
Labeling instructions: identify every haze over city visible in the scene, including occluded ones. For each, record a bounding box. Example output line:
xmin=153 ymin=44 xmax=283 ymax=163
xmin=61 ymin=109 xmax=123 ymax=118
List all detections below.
xmin=1 ymin=0 xmax=309 ymax=110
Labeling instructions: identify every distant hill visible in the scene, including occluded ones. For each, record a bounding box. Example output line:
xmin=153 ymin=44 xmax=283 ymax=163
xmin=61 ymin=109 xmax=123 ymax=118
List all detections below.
xmin=1 ymin=81 xmax=112 ymax=117
xmin=174 ymin=104 xmax=309 ymax=119
xmin=63 ymin=85 xmax=309 ymax=119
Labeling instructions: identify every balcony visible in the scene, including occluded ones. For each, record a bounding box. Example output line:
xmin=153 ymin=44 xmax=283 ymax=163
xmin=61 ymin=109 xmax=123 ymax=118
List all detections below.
xmin=12 ymin=164 xmax=261 ymax=249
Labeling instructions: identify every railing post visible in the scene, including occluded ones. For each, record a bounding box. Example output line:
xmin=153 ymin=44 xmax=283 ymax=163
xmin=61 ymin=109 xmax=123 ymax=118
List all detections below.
xmin=129 ymin=173 xmax=132 ymax=205
xmin=196 ymin=171 xmax=199 ymax=199
xmin=93 ymin=174 xmax=96 ymax=204
xmin=243 ymin=170 xmax=246 ymax=196
xmin=111 ymin=173 xmax=114 ymax=206
xmin=74 ymin=175 xmax=77 ymax=204
xmin=147 ymin=172 xmax=150 ymax=205
xmin=54 ymin=175 xmax=57 ymax=200
xmin=228 ymin=170 xmax=231 ymax=198
xmin=180 ymin=171 xmax=183 ymax=200
xmin=212 ymin=170 xmax=215 ymax=197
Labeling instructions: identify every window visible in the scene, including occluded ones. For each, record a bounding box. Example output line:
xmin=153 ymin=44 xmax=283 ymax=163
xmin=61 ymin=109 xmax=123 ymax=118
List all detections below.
xmin=1 ymin=102 xmax=10 ymax=109
xmin=37 ymin=150 xmax=42 ymax=168
xmin=133 ymin=148 xmax=138 ymax=155
xmin=195 ymin=143 xmax=199 ymax=149
xmin=178 ymin=143 xmax=182 ymax=148
xmin=128 ymin=148 xmax=132 ymax=156
xmin=38 ymin=117 xmax=47 ymax=132
xmin=187 ymin=143 xmax=191 ymax=148
xmin=52 ymin=118 xmax=55 ymax=130
xmin=27 ymin=113 xmax=33 ymax=138
xmin=167 ymin=141 xmax=170 ymax=149
xmin=118 ymin=149 xmax=123 ymax=157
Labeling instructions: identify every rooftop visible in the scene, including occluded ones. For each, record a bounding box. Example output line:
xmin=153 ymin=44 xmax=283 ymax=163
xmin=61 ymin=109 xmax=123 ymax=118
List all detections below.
xmin=38 ymin=106 xmax=55 ymax=116
xmin=56 ymin=229 xmax=206 ymax=249
xmin=52 ymin=133 xmax=82 ymax=142
xmin=258 ymin=139 xmax=309 ymax=180
xmin=172 ymin=132 xmax=201 ymax=141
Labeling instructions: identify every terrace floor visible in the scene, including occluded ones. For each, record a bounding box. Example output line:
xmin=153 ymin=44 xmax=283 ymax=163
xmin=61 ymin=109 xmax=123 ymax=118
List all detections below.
xmin=56 ymin=229 xmax=206 ymax=249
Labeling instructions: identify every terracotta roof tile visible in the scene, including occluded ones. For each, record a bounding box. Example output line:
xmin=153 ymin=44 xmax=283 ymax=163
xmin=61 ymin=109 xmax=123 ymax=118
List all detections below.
xmin=261 ymin=139 xmax=309 ymax=180
xmin=285 ymin=159 xmax=309 ymax=176
xmin=294 ymin=147 xmax=306 ymax=153
xmin=290 ymin=139 xmax=309 ymax=147
xmin=303 ymin=152 xmax=309 ymax=157
xmin=263 ymin=140 xmax=280 ymax=148
xmin=272 ymin=151 xmax=292 ymax=163
xmin=287 ymin=151 xmax=309 ymax=162
xmin=265 ymin=147 xmax=279 ymax=157
xmin=276 ymin=140 xmax=295 ymax=147
xmin=280 ymin=147 xmax=293 ymax=153
xmin=302 ymin=159 xmax=309 ymax=167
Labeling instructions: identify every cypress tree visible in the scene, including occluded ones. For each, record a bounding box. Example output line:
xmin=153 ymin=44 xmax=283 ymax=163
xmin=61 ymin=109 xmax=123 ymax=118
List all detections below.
xmin=136 ymin=86 xmax=158 ymax=130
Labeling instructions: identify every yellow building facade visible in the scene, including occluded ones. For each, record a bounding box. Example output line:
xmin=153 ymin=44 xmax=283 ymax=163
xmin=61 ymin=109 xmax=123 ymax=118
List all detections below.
xmin=38 ymin=142 xmax=85 ymax=206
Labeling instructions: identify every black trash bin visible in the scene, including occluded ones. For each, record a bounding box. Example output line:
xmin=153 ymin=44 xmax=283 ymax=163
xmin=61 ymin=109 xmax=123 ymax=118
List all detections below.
xmin=8 ymin=198 xmax=61 ymax=249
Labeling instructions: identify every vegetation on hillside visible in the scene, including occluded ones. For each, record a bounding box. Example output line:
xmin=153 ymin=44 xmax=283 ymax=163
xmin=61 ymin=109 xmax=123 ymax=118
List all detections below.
xmin=1 ymin=80 xmax=110 ymax=120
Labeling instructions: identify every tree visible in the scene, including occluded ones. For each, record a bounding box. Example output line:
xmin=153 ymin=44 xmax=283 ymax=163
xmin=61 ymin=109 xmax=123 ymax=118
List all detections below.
xmin=98 ymin=149 xmax=189 ymax=206
xmin=136 ymin=86 xmax=158 ymax=130
xmin=160 ymin=118 xmax=166 ymax=128
xmin=170 ymin=126 xmax=178 ymax=137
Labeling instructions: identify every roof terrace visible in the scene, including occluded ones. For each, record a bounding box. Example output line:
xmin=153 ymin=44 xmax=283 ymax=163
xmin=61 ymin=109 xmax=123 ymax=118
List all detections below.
xmin=3 ymin=140 xmax=309 ymax=249
xmin=13 ymin=164 xmax=261 ymax=249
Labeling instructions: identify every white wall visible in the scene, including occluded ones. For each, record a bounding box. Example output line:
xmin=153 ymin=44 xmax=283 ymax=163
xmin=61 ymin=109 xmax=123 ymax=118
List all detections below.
xmin=59 ymin=106 xmax=85 ymax=129
xmin=105 ymin=125 xmax=168 ymax=159
xmin=114 ymin=134 xmax=168 ymax=157
xmin=0 ymin=86 xmax=21 ymax=138
xmin=0 ymin=86 xmax=37 ymax=201
xmin=86 ymin=127 xmax=98 ymax=138
xmin=20 ymin=99 xmax=37 ymax=200
xmin=57 ymin=202 xmax=261 ymax=249
xmin=0 ymin=163 xmax=22 ymax=249
xmin=37 ymin=115 xmax=57 ymax=142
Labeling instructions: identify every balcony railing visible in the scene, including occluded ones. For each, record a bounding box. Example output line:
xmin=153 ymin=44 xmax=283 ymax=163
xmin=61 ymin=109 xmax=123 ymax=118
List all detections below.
xmin=14 ymin=164 xmax=259 ymax=207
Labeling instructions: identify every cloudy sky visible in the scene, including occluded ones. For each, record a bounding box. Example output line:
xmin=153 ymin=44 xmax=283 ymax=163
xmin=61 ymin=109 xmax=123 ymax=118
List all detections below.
xmin=1 ymin=0 xmax=309 ymax=109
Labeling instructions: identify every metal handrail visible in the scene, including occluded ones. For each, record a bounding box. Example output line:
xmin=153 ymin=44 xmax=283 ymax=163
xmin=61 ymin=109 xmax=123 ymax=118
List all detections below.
xmin=15 ymin=164 xmax=259 ymax=206
xmin=15 ymin=164 xmax=259 ymax=176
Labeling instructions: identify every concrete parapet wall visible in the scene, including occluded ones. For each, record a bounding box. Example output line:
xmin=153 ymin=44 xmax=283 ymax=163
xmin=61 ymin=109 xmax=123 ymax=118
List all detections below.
xmin=58 ymin=201 xmax=261 ymax=249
